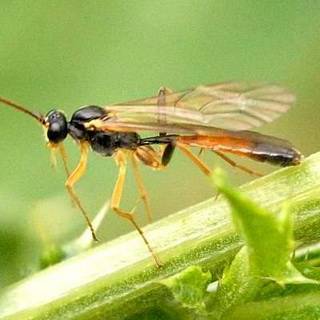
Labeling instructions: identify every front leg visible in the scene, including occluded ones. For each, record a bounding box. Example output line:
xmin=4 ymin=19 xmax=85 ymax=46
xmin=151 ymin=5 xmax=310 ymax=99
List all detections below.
xmin=65 ymin=141 xmax=98 ymax=241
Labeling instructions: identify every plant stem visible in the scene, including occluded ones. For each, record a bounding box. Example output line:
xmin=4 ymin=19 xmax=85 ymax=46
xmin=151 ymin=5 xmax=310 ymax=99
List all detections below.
xmin=1 ymin=152 xmax=320 ymax=320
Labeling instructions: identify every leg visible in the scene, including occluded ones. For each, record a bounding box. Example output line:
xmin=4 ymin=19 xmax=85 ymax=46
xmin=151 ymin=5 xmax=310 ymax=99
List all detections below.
xmin=161 ymin=143 xmax=175 ymax=166
xmin=134 ymin=146 xmax=163 ymax=169
xmin=214 ymin=151 xmax=263 ymax=177
xmin=59 ymin=143 xmax=71 ymax=177
xmin=112 ymin=151 xmax=162 ymax=267
xmin=176 ymin=145 xmax=220 ymax=200
xmin=47 ymin=142 xmax=70 ymax=177
xmin=65 ymin=142 xmax=98 ymax=241
xmin=176 ymin=143 xmax=212 ymax=176
xmin=48 ymin=142 xmax=58 ymax=170
xmin=131 ymin=155 xmax=153 ymax=223
xmin=131 ymin=143 xmax=174 ymax=222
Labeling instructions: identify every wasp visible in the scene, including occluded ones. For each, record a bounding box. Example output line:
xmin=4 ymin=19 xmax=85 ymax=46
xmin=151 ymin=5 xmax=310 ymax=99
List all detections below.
xmin=0 ymin=82 xmax=302 ymax=266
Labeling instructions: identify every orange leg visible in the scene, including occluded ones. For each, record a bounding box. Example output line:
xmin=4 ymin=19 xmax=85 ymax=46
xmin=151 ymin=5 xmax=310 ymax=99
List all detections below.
xmin=134 ymin=145 xmax=163 ymax=169
xmin=59 ymin=143 xmax=71 ymax=177
xmin=47 ymin=142 xmax=70 ymax=177
xmin=48 ymin=142 xmax=58 ymax=170
xmin=176 ymin=144 xmax=220 ymax=200
xmin=131 ymin=155 xmax=153 ymax=223
xmin=214 ymin=150 xmax=263 ymax=177
xmin=112 ymin=151 xmax=162 ymax=267
xmin=65 ymin=142 xmax=98 ymax=241
xmin=132 ymin=143 xmax=176 ymax=222
xmin=176 ymin=143 xmax=212 ymax=176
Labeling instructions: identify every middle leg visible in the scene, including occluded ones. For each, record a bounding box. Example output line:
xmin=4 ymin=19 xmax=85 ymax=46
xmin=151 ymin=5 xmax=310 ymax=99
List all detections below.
xmin=131 ymin=155 xmax=153 ymax=223
xmin=112 ymin=151 xmax=162 ymax=267
xmin=130 ymin=142 xmax=176 ymax=223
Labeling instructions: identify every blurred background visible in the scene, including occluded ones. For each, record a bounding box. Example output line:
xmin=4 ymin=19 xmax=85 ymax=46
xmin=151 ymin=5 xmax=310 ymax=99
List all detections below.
xmin=0 ymin=1 xmax=319 ymax=287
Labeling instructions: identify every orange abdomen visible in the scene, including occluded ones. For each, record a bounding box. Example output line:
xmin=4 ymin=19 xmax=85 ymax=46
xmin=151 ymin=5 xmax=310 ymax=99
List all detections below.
xmin=177 ymin=131 xmax=302 ymax=167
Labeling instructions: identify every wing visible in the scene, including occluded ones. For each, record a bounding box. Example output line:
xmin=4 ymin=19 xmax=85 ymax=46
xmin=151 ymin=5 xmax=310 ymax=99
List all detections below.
xmin=96 ymin=82 xmax=295 ymax=134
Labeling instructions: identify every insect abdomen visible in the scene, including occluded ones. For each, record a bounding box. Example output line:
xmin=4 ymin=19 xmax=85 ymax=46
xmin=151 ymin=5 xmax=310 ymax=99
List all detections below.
xmin=248 ymin=143 xmax=302 ymax=166
xmin=177 ymin=133 xmax=302 ymax=167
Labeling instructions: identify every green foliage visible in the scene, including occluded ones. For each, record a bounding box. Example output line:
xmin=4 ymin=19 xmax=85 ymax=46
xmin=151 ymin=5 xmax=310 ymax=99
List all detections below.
xmin=0 ymin=153 xmax=320 ymax=319
xmin=209 ymin=170 xmax=319 ymax=319
xmin=39 ymin=244 xmax=66 ymax=269
xmin=224 ymin=292 xmax=320 ymax=320
xmin=161 ymin=265 xmax=211 ymax=313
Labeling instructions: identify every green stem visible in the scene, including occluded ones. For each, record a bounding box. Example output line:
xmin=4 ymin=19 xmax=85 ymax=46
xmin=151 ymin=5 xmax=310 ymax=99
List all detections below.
xmin=1 ymin=152 xmax=320 ymax=320
xmin=222 ymin=291 xmax=320 ymax=320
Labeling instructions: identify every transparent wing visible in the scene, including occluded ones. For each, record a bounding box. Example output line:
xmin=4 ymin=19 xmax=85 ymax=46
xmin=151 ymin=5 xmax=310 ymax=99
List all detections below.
xmin=99 ymin=82 xmax=295 ymax=133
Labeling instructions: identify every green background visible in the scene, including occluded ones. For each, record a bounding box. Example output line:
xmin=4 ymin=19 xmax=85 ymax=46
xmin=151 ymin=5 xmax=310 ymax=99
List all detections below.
xmin=0 ymin=1 xmax=319 ymax=287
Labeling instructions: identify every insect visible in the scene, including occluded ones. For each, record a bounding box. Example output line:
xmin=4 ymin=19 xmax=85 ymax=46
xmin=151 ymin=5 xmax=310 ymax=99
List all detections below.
xmin=0 ymin=82 xmax=302 ymax=267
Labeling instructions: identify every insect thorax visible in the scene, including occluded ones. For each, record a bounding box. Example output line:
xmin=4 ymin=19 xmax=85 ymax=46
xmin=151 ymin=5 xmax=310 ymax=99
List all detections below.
xmin=86 ymin=131 xmax=139 ymax=156
xmin=68 ymin=105 xmax=140 ymax=156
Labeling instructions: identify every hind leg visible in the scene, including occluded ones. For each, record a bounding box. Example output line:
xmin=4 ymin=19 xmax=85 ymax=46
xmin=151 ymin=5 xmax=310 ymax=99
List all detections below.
xmin=214 ymin=151 xmax=263 ymax=177
xmin=176 ymin=142 xmax=212 ymax=176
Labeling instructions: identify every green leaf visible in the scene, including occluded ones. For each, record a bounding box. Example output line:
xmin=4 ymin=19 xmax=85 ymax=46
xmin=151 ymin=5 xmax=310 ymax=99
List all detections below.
xmin=160 ymin=265 xmax=211 ymax=312
xmin=210 ymin=246 xmax=261 ymax=317
xmin=212 ymin=169 xmax=315 ymax=285
xmin=209 ymin=169 xmax=318 ymax=319
xmin=39 ymin=244 xmax=66 ymax=269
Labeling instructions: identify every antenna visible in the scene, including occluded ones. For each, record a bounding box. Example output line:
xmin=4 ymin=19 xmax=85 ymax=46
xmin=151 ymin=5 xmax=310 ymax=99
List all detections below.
xmin=0 ymin=96 xmax=45 ymax=124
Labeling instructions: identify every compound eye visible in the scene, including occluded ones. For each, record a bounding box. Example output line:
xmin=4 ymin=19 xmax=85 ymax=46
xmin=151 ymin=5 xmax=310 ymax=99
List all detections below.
xmin=47 ymin=122 xmax=67 ymax=143
xmin=46 ymin=110 xmax=68 ymax=143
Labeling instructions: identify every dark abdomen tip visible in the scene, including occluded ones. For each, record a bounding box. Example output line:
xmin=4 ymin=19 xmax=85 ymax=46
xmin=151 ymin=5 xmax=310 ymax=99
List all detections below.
xmin=253 ymin=143 xmax=303 ymax=167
